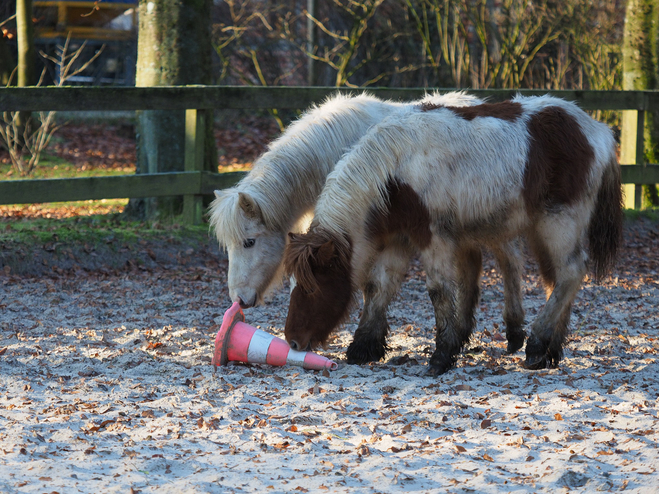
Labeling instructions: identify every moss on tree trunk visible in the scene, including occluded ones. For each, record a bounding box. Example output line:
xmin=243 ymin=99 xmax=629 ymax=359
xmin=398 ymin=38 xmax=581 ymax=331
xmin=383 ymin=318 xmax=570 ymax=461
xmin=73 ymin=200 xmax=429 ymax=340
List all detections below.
xmin=125 ymin=0 xmax=217 ymax=221
xmin=622 ymin=0 xmax=659 ymax=207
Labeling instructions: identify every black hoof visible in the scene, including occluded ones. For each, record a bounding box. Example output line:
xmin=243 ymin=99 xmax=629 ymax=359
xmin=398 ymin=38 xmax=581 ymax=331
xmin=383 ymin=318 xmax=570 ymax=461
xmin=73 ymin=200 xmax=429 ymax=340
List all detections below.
xmin=524 ymin=333 xmax=548 ymax=369
xmin=428 ymin=349 xmax=456 ymax=376
xmin=506 ymin=332 xmax=526 ymax=354
xmin=522 ymin=353 xmax=547 ymax=370
xmin=346 ymin=340 xmax=387 ymax=364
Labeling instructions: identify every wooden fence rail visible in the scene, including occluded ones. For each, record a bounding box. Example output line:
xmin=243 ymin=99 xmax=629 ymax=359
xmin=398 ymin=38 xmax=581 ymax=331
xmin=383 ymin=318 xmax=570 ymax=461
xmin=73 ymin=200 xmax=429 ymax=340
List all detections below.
xmin=1 ymin=86 xmax=658 ymax=223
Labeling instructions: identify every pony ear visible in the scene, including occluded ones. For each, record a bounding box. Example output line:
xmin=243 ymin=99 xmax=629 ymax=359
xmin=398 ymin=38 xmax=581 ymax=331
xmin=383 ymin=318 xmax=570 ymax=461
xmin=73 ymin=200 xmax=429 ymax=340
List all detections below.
xmin=238 ymin=192 xmax=262 ymax=220
xmin=213 ymin=190 xmax=223 ymax=200
xmin=316 ymin=241 xmax=335 ymax=265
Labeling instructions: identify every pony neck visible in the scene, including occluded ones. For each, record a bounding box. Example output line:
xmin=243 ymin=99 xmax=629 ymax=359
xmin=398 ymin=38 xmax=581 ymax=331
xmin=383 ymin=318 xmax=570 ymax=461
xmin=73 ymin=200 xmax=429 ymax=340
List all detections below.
xmin=243 ymin=102 xmax=384 ymax=233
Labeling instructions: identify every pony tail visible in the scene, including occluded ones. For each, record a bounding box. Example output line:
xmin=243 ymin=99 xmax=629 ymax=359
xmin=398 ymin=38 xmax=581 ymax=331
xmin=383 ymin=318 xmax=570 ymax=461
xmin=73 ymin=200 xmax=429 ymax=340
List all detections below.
xmin=588 ymin=157 xmax=623 ymax=281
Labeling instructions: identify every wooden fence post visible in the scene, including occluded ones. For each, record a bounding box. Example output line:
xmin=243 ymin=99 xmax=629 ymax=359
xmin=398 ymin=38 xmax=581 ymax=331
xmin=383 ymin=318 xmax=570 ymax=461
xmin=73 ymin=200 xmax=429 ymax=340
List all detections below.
xmin=183 ymin=109 xmax=205 ymax=225
xmin=634 ymin=109 xmax=645 ymax=210
xmin=621 ymin=106 xmax=645 ymax=210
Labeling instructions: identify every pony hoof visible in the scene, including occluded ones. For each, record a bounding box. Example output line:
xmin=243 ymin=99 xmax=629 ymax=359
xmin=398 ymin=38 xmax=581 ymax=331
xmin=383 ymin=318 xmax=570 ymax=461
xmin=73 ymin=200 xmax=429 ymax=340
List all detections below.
xmin=506 ymin=334 xmax=525 ymax=354
xmin=427 ymin=363 xmax=452 ymax=376
xmin=346 ymin=341 xmax=387 ymax=364
xmin=522 ymin=354 xmax=547 ymax=370
xmin=428 ymin=351 xmax=456 ymax=376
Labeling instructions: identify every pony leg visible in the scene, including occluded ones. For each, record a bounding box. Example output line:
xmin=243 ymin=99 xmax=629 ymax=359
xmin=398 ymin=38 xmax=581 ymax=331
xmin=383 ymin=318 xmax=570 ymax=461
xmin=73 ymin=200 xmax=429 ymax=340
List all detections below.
xmin=455 ymin=246 xmax=482 ymax=345
xmin=525 ymin=217 xmax=588 ymax=369
xmin=492 ymin=239 xmax=526 ymax=353
xmin=420 ymin=238 xmax=466 ymax=376
xmin=346 ymin=243 xmax=412 ymax=364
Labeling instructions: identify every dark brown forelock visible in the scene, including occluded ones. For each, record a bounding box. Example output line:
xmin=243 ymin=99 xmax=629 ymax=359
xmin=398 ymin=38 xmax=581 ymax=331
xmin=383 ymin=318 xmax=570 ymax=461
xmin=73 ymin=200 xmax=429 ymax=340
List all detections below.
xmin=420 ymin=101 xmax=523 ymax=122
xmin=523 ymin=106 xmax=595 ymax=211
xmin=283 ymin=229 xmax=351 ymax=294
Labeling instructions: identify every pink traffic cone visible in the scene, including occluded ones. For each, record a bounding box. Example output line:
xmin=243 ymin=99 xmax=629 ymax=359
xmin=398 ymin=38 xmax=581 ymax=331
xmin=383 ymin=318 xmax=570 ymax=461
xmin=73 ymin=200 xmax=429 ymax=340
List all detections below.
xmin=212 ymin=302 xmax=338 ymax=371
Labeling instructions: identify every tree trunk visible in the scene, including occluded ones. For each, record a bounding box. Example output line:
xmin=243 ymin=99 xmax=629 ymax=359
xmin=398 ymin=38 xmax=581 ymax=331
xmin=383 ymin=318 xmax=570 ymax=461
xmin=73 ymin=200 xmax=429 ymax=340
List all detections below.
xmin=16 ymin=0 xmax=34 ymax=87
xmin=621 ymin=0 xmax=659 ymax=208
xmin=125 ymin=0 xmax=216 ymax=221
xmin=15 ymin=0 xmax=35 ymax=135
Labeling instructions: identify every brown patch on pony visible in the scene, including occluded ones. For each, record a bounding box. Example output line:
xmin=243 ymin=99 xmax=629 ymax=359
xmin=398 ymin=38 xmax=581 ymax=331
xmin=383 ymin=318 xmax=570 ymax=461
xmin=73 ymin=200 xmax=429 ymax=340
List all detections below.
xmin=366 ymin=179 xmax=432 ymax=249
xmin=420 ymin=101 xmax=523 ymax=122
xmin=523 ymin=107 xmax=595 ymax=211
xmin=284 ymin=229 xmax=354 ymax=350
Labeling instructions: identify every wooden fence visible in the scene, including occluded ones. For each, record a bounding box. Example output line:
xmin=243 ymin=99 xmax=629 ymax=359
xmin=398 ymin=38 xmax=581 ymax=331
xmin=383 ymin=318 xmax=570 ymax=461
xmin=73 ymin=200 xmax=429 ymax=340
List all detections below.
xmin=1 ymin=86 xmax=658 ymax=224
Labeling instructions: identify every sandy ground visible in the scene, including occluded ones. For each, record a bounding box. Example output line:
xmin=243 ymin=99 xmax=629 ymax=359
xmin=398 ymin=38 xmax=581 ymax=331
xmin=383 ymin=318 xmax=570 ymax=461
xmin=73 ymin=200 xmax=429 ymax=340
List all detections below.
xmin=0 ymin=219 xmax=658 ymax=493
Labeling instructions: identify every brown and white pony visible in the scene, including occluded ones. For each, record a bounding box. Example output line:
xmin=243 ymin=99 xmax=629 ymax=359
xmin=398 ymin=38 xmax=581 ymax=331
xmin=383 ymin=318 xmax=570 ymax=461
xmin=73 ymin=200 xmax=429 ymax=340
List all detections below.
xmin=284 ymin=95 xmax=622 ymax=374
xmin=208 ymin=93 xmax=526 ymax=355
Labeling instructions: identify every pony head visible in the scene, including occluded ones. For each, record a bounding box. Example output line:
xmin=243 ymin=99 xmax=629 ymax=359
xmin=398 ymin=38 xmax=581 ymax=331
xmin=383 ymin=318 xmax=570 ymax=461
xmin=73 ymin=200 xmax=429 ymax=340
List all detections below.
xmin=209 ymin=189 xmax=287 ymax=308
xmin=283 ymin=229 xmax=354 ymax=351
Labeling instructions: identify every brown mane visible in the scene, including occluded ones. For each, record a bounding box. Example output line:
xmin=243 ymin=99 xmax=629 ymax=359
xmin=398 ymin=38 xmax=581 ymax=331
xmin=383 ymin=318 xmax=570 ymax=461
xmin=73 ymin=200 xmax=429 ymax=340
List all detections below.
xmin=284 ymin=229 xmax=352 ymax=294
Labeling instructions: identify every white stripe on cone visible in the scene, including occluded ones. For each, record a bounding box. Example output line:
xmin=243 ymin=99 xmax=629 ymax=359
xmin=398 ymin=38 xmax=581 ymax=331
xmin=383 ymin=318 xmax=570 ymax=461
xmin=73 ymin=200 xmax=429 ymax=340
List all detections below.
xmin=246 ymin=329 xmax=274 ymax=365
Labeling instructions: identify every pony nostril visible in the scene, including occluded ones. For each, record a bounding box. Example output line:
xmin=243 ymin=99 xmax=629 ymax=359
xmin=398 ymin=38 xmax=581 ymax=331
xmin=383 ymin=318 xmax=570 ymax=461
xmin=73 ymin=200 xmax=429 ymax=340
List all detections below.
xmin=289 ymin=340 xmax=299 ymax=351
xmin=238 ymin=296 xmax=255 ymax=309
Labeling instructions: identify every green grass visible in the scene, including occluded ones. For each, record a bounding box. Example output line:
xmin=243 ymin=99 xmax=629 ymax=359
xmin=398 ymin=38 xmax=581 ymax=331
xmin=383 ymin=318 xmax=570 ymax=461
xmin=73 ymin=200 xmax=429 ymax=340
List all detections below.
xmin=623 ymin=208 xmax=659 ymax=222
xmin=1 ymin=214 xmax=212 ymax=249
xmin=0 ymin=153 xmax=135 ymax=180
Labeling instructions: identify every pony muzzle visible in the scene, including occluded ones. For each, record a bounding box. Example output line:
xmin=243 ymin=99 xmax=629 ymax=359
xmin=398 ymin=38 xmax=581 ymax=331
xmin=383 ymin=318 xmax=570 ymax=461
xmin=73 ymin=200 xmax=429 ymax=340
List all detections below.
xmin=288 ymin=340 xmax=302 ymax=352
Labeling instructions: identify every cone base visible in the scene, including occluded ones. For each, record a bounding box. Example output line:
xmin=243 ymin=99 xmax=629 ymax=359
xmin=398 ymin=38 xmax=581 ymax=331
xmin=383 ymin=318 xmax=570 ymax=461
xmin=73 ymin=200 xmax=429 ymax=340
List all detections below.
xmin=211 ymin=302 xmax=245 ymax=367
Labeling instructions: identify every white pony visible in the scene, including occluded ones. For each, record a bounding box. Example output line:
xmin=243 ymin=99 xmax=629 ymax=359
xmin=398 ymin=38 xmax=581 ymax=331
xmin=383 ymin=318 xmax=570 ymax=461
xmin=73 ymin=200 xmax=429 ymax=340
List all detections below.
xmin=284 ymin=95 xmax=622 ymax=374
xmin=209 ymin=92 xmax=491 ymax=307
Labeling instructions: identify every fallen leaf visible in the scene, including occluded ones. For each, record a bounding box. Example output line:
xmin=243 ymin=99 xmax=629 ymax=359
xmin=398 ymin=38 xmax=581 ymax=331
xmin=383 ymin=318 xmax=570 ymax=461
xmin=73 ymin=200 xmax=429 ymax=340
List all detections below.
xmin=483 ymin=453 xmax=494 ymax=462
xmin=454 ymin=445 xmax=467 ymax=453
xmin=554 ymin=413 xmax=563 ymax=421
xmin=481 ymin=419 xmax=492 ymax=429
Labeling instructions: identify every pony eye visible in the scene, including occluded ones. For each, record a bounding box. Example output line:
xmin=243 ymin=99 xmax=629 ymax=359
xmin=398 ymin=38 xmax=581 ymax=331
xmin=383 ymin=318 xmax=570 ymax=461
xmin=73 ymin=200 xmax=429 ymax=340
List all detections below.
xmin=243 ymin=239 xmax=256 ymax=249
